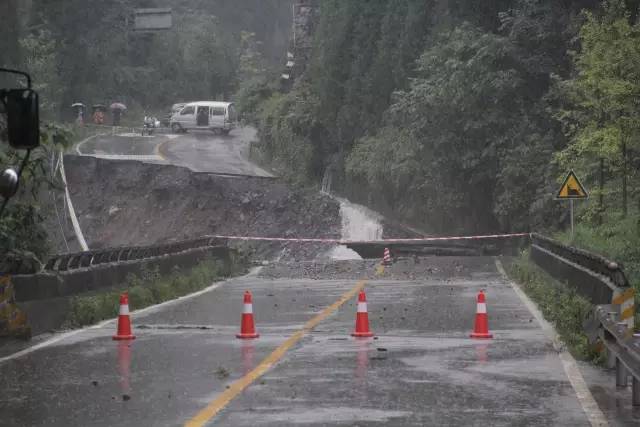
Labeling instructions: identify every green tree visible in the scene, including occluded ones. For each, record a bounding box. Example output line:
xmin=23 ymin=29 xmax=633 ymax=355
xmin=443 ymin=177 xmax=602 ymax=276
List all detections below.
xmin=20 ymin=29 xmax=62 ymax=117
xmin=0 ymin=124 xmax=72 ymax=263
xmin=555 ymin=0 xmax=640 ymax=217
xmin=348 ymin=23 xmax=558 ymax=233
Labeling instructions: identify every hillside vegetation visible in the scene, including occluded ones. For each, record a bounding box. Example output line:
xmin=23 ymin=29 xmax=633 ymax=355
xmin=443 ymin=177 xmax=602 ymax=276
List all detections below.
xmin=1 ymin=0 xmax=292 ymax=120
xmin=246 ymin=0 xmax=640 ymax=240
xmin=0 ymin=1 xmax=292 ymax=261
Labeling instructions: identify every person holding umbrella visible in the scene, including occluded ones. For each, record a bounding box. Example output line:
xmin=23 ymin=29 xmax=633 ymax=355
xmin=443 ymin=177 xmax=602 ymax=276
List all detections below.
xmin=92 ymin=104 xmax=106 ymax=125
xmin=110 ymin=102 xmax=126 ymax=126
xmin=71 ymin=102 xmax=85 ymax=125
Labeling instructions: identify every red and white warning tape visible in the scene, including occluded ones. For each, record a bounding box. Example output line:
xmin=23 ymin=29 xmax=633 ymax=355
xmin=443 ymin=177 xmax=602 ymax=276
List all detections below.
xmin=209 ymin=232 xmax=530 ymax=244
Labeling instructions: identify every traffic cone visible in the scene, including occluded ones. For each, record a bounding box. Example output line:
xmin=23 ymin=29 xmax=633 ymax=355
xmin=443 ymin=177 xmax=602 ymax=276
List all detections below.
xmin=470 ymin=290 xmax=493 ymax=339
xmin=351 ymin=290 xmax=374 ymax=338
xmin=382 ymin=247 xmax=392 ymax=265
xmin=236 ymin=291 xmax=259 ymax=339
xmin=113 ymin=292 xmax=136 ymax=340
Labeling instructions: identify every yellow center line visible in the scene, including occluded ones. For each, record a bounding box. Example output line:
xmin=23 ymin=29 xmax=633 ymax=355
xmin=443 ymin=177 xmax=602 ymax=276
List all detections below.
xmin=184 ymin=279 xmax=367 ymax=427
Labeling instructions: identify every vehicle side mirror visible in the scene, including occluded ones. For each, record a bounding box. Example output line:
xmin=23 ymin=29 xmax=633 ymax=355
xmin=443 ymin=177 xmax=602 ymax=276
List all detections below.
xmin=2 ymin=88 xmax=40 ymax=149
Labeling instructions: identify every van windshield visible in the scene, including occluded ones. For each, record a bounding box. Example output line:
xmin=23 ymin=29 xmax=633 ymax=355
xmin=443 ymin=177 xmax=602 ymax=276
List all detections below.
xmin=180 ymin=106 xmax=195 ymax=115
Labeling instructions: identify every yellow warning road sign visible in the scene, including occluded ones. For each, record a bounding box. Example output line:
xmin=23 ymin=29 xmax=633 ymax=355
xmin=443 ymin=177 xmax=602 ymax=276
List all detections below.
xmin=556 ymin=170 xmax=588 ymax=199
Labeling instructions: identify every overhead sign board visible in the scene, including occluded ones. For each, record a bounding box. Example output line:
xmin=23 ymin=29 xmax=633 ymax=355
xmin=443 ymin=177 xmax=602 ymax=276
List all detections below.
xmin=133 ymin=8 xmax=172 ymax=31
xmin=556 ymin=170 xmax=588 ymax=199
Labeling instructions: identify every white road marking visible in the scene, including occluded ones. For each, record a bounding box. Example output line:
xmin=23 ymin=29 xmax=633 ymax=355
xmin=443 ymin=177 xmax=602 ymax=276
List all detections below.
xmin=84 ymin=154 xmax=164 ymax=161
xmin=0 ymin=270 xmax=251 ymax=364
xmin=75 ymin=132 xmax=106 ymax=155
xmin=495 ymin=259 xmax=608 ymax=427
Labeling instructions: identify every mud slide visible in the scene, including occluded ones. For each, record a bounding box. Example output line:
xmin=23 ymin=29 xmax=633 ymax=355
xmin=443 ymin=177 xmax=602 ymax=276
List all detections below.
xmin=45 ymin=156 xmax=340 ymax=260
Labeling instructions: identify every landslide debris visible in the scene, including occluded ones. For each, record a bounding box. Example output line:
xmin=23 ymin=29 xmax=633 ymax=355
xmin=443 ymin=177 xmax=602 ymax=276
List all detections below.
xmin=258 ymin=256 xmax=496 ymax=280
xmin=48 ymin=155 xmax=340 ymax=260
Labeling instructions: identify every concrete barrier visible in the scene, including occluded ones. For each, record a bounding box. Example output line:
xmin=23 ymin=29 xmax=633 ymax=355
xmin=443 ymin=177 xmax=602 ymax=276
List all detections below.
xmin=346 ymin=235 xmax=529 ymax=259
xmin=529 ymin=234 xmax=635 ymax=330
xmin=9 ymin=246 xmax=234 ymax=335
xmin=530 ymin=243 xmax=616 ymax=304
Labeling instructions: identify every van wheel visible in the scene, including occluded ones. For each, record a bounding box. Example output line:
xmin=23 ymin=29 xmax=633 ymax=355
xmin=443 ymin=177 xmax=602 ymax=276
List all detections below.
xmin=171 ymin=123 xmax=181 ymax=133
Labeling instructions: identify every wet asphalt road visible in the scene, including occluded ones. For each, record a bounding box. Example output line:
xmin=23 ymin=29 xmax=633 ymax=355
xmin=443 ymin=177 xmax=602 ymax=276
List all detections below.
xmin=77 ymin=127 xmax=273 ymax=177
xmin=0 ymin=257 xmax=600 ymax=426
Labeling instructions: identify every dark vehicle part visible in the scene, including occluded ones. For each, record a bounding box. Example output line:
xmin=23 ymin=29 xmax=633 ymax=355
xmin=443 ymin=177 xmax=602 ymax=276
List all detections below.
xmin=0 ymin=68 xmax=39 ymax=217
xmin=0 ymin=68 xmax=39 ymax=150
xmin=0 ymin=168 xmax=19 ymax=199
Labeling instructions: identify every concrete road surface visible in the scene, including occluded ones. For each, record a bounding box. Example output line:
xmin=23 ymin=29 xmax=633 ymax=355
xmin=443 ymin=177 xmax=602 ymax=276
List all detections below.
xmin=1 ymin=256 xmax=627 ymax=426
xmin=77 ymin=127 xmax=273 ymax=177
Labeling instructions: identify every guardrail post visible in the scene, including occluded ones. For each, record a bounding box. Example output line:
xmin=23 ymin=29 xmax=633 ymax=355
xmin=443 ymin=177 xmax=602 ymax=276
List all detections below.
xmin=616 ymin=358 xmax=628 ymax=387
xmin=634 ymin=377 xmax=640 ymax=406
xmin=605 ymin=311 xmax=620 ymax=369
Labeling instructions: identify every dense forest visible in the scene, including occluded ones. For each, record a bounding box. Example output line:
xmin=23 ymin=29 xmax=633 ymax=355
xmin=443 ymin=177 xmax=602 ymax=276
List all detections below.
xmin=3 ymin=0 xmax=640 ymax=258
xmin=245 ymin=0 xmax=640 ymax=237
xmin=0 ymin=0 xmax=292 ymax=260
xmin=1 ymin=0 xmax=292 ymax=120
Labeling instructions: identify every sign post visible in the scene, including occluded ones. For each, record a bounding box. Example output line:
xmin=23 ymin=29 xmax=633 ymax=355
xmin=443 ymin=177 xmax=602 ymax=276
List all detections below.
xmin=556 ymin=170 xmax=589 ymax=241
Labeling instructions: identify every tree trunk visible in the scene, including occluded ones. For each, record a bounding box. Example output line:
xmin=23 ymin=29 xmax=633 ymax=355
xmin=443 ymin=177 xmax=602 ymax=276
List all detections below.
xmin=0 ymin=0 xmax=22 ymax=77
xmin=622 ymin=139 xmax=628 ymax=218
xmin=598 ymin=157 xmax=604 ymax=225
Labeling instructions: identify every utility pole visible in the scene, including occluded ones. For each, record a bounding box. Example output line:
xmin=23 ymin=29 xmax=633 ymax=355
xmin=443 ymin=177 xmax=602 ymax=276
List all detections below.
xmin=622 ymin=128 xmax=628 ymax=218
xmin=598 ymin=157 xmax=604 ymax=225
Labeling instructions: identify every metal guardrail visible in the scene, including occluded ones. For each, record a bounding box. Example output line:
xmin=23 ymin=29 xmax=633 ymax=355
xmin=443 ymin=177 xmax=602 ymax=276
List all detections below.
xmin=595 ymin=305 xmax=640 ymax=405
xmin=80 ymin=123 xmax=174 ymax=135
xmin=44 ymin=236 xmax=227 ymax=272
xmin=531 ymin=233 xmax=629 ymax=288
xmin=530 ymin=234 xmax=639 ymax=405
xmin=530 ymin=233 xmax=635 ymax=332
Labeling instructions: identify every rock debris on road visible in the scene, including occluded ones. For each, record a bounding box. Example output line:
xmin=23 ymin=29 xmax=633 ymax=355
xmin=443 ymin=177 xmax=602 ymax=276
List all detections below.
xmin=0 ymin=256 xmax=602 ymax=426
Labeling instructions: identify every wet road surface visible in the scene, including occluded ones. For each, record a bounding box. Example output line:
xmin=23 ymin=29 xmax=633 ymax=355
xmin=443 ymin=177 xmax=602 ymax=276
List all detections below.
xmin=76 ymin=127 xmax=273 ymax=177
xmin=0 ymin=256 xmax=615 ymax=426
xmin=158 ymin=128 xmax=273 ymax=177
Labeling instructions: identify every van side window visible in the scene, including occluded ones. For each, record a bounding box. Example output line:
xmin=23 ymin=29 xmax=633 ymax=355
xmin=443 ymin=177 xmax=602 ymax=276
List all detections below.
xmin=180 ymin=106 xmax=195 ymax=115
xmin=211 ymin=107 xmax=225 ymax=116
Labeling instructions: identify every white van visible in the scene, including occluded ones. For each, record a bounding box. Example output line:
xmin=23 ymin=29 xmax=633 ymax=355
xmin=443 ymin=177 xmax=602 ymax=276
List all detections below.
xmin=170 ymin=101 xmax=237 ymax=134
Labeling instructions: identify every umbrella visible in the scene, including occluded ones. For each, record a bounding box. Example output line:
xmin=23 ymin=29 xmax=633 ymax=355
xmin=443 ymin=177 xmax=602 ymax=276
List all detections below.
xmin=92 ymin=104 xmax=106 ymax=112
xmin=110 ymin=102 xmax=127 ymax=110
xmin=71 ymin=102 xmax=85 ymax=108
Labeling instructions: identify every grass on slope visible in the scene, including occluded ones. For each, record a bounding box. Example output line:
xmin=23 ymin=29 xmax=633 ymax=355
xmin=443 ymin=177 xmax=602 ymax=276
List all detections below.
xmin=505 ymin=251 xmax=602 ymax=362
xmin=554 ymin=214 xmax=640 ymax=326
xmin=63 ymin=256 xmax=246 ymax=328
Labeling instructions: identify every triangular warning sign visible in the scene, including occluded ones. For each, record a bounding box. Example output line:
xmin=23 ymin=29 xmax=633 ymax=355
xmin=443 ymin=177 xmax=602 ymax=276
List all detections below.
xmin=556 ymin=170 xmax=588 ymax=199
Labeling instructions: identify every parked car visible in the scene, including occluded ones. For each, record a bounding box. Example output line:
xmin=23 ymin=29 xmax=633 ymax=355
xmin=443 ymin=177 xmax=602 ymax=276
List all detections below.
xmin=162 ymin=103 xmax=186 ymax=127
xmin=170 ymin=101 xmax=237 ymax=134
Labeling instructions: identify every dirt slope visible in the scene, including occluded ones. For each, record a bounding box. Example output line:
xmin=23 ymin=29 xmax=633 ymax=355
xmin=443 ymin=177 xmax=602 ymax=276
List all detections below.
xmin=49 ymin=155 xmax=340 ymax=259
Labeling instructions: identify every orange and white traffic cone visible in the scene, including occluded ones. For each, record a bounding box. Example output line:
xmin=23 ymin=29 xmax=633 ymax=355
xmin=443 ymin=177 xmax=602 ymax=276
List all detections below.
xmin=236 ymin=291 xmax=259 ymax=339
xmin=470 ymin=290 xmax=493 ymax=339
xmin=351 ymin=290 xmax=374 ymax=338
xmin=113 ymin=292 xmax=136 ymax=340
xmin=382 ymin=247 xmax=392 ymax=265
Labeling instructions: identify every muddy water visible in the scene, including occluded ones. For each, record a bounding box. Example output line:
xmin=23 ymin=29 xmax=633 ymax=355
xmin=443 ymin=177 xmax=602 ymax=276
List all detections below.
xmin=328 ymin=198 xmax=383 ymax=260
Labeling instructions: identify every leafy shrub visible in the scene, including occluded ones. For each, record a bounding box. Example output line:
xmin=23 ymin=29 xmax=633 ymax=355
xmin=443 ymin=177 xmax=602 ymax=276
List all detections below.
xmin=64 ymin=257 xmax=244 ymax=328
